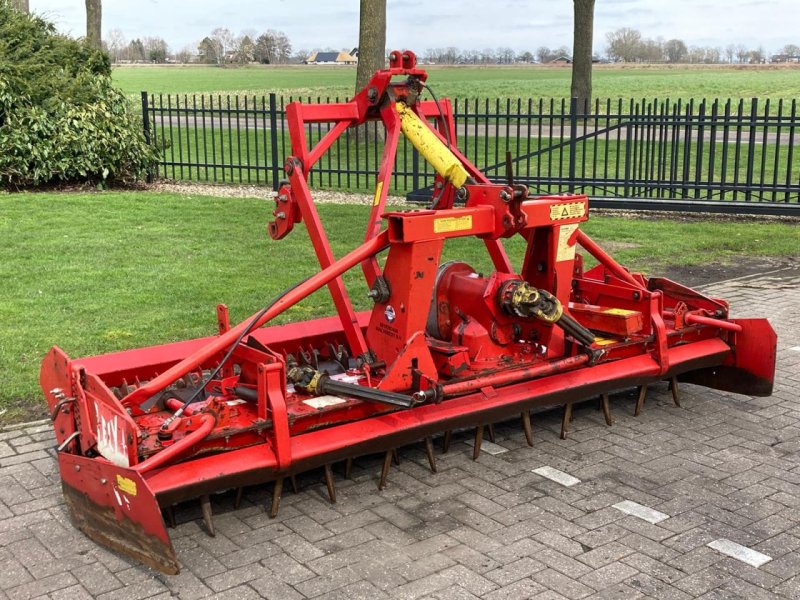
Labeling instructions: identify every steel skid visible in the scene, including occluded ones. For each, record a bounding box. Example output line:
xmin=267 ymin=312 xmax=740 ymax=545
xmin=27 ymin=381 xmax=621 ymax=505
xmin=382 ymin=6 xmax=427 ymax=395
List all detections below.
xmin=41 ymin=51 xmax=777 ymax=573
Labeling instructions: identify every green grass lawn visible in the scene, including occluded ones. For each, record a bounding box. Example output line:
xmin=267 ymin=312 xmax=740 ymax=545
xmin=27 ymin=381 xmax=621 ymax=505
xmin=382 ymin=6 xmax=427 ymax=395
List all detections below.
xmin=1 ymin=190 xmax=797 ymax=424
xmin=115 ymin=64 xmax=800 ymax=104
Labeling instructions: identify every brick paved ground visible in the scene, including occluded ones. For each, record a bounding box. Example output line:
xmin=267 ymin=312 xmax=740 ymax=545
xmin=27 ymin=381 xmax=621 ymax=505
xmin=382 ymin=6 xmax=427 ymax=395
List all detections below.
xmin=1 ymin=267 xmax=798 ymax=599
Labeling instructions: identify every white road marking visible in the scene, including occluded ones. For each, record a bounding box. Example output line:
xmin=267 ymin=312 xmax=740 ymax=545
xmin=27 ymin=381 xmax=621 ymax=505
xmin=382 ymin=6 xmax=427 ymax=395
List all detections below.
xmin=613 ymin=500 xmax=669 ymax=524
xmin=464 ymin=439 xmax=509 ymax=455
xmin=708 ymin=539 xmax=772 ymax=568
xmin=789 ymin=346 xmax=800 ymax=353
xmin=532 ymin=466 xmax=581 ymax=487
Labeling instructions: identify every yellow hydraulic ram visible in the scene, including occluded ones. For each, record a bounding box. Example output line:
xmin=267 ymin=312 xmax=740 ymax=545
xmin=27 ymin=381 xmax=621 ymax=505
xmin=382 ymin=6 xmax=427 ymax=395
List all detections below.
xmin=396 ymin=102 xmax=470 ymax=188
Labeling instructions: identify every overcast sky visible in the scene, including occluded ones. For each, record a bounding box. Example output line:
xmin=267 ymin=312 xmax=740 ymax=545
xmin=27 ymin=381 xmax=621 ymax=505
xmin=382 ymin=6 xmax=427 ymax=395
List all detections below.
xmin=28 ymin=0 xmax=800 ymax=55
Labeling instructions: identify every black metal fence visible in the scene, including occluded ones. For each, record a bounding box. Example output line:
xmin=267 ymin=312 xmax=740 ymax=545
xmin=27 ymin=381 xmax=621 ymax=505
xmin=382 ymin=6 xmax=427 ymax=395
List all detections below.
xmin=142 ymin=92 xmax=800 ymax=215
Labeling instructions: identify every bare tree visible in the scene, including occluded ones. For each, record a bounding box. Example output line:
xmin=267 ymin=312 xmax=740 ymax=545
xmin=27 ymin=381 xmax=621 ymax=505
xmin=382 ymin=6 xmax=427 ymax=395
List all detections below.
xmin=11 ymin=0 xmax=29 ymax=12
xmin=355 ymin=0 xmax=386 ymax=92
xmin=725 ymin=44 xmax=736 ymax=63
xmin=210 ymin=27 xmax=234 ymax=65
xmin=664 ymin=39 xmax=687 ymax=63
xmin=107 ymin=29 xmax=126 ymax=63
xmin=85 ymin=0 xmax=102 ymax=49
xmin=570 ymin=0 xmax=594 ymax=113
xmin=606 ymin=28 xmax=642 ymax=62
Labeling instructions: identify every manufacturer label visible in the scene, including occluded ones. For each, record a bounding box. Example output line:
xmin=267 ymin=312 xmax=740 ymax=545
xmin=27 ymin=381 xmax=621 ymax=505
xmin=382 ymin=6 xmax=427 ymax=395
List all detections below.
xmin=556 ymin=224 xmax=580 ymax=262
xmin=116 ymin=475 xmax=137 ymax=496
xmin=550 ymin=201 xmax=586 ymax=221
xmin=433 ymin=215 xmax=472 ymax=233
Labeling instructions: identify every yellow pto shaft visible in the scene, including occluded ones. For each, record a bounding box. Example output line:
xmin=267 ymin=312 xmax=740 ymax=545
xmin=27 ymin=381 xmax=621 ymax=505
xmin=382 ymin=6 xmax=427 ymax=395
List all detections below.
xmin=395 ymin=102 xmax=469 ymax=188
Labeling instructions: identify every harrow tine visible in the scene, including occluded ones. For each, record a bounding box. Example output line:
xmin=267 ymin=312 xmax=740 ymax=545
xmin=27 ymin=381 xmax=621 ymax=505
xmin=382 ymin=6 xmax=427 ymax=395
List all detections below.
xmin=344 ymin=457 xmax=353 ymax=479
xmin=392 ymin=448 xmax=401 ymax=466
xmin=234 ymin=487 xmax=244 ymax=509
xmin=164 ymin=506 xmax=176 ymax=529
xmin=669 ymin=377 xmax=681 ymax=407
xmin=270 ymin=478 xmax=284 ymax=519
xmin=473 ymin=425 xmax=484 ymax=460
xmin=200 ymin=495 xmax=215 ymax=537
xmin=521 ymin=411 xmax=533 ymax=446
xmin=560 ymin=402 xmax=573 ymax=440
xmin=600 ymin=393 xmax=614 ymax=426
xmin=442 ymin=431 xmax=452 ymax=454
xmin=378 ymin=449 xmax=394 ymax=490
xmin=634 ymin=385 xmax=648 ymax=416
xmin=424 ymin=437 xmax=437 ymax=473
xmin=323 ymin=464 xmax=337 ymax=503
xmin=290 ymin=474 xmax=299 ymax=494
xmin=487 ymin=424 xmax=496 ymax=443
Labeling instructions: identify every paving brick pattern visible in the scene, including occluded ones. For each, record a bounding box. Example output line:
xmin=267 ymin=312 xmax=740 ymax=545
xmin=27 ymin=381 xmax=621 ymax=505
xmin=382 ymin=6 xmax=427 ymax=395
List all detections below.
xmin=1 ymin=267 xmax=798 ymax=599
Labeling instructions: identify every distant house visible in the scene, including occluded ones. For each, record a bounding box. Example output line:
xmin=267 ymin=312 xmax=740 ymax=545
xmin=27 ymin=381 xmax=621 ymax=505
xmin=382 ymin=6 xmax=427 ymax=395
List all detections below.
xmin=549 ymin=55 xmax=572 ymax=65
xmin=304 ymin=51 xmax=357 ymax=65
xmin=771 ymin=54 xmax=800 ymax=63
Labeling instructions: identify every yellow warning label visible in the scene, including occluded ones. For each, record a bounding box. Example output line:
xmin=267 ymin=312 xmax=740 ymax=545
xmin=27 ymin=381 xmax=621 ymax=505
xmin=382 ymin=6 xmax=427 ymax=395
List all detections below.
xmin=434 ymin=215 xmax=473 ymax=233
xmin=593 ymin=337 xmax=618 ymax=346
xmin=116 ymin=475 xmax=137 ymax=496
xmin=604 ymin=308 xmax=636 ymax=316
xmin=550 ymin=201 xmax=587 ymax=221
xmin=373 ymin=181 xmax=384 ymax=206
xmin=556 ymin=224 xmax=580 ymax=262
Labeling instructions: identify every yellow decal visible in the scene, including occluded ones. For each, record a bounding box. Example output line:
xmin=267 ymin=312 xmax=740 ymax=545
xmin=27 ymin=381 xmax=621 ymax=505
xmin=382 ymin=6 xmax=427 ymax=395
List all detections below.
xmin=116 ymin=475 xmax=137 ymax=496
xmin=593 ymin=337 xmax=618 ymax=346
xmin=434 ymin=215 xmax=473 ymax=233
xmin=604 ymin=308 xmax=636 ymax=316
xmin=373 ymin=181 xmax=384 ymax=206
xmin=556 ymin=224 xmax=579 ymax=262
xmin=550 ymin=201 xmax=587 ymax=221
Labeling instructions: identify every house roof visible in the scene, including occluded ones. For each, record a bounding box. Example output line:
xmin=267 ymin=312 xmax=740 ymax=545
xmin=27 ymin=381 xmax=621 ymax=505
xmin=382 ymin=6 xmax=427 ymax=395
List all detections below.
xmin=306 ymin=51 xmax=357 ymax=63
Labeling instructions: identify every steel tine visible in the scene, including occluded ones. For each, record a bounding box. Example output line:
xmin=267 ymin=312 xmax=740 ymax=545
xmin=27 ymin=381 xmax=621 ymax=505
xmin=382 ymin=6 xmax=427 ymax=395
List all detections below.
xmin=600 ymin=393 xmax=614 ymax=426
xmin=290 ymin=474 xmax=299 ymax=494
xmin=669 ymin=377 xmax=681 ymax=407
xmin=344 ymin=457 xmax=353 ymax=480
xmin=270 ymin=478 xmax=283 ymax=518
xmin=521 ymin=411 xmax=533 ymax=446
xmin=442 ymin=430 xmax=452 ymax=454
xmin=234 ymin=487 xmax=244 ymax=509
xmin=200 ymin=495 xmax=215 ymax=537
xmin=392 ymin=448 xmax=400 ymax=466
xmin=487 ymin=423 xmax=496 ymax=443
xmin=164 ymin=505 xmax=176 ymax=529
xmin=323 ymin=464 xmax=337 ymax=503
xmin=560 ymin=402 xmax=573 ymax=440
xmin=424 ymin=437 xmax=437 ymax=473
xmin=378 ymin=449 xmax=393 ymax=490
xmin=635 ymin=385 xmax=648 ymax=416
xmin=473 ymin=425 xmax=484 ymax=460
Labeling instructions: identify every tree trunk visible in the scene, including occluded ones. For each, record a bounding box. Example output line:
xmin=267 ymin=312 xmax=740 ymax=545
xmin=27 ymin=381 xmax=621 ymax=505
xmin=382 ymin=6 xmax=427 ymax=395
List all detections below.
xmin=355 ymin=0 xmax=386 ymax=93
xmin=11 ymin=0 xmax=29 ymax=12
xmin=570 ymin=0 xmax=595 ymax=114
xmin=85 ymin=0 xmax=102 ymax=50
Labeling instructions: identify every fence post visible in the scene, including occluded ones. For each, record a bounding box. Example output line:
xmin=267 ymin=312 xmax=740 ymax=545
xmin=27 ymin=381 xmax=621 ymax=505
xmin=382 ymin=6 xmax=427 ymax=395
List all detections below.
xmin=141 ymin=91 xmax=153 ymax=184
xmin=269 ymin=93 xmax=280 ymax=190
xmin=745 ymin=97 xmax=758 ymax=202
xmin=568 ymin=97 xmax=578 ymax=193
xmin=411 ymin=147 xmax=420 ymax=192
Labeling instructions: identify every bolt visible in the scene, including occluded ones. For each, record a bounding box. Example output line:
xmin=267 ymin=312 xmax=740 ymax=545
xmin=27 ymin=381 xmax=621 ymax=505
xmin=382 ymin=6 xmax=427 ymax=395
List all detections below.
xmin=499 ymin=190 xmax=511 ymax=202
xmin=276 ymin=211 xmax=286 ymax=220
xmin=278 ymin=194 xmax=288 ymax=202
xmin=74 ymin=465 xmax=80 ymax=472
xmin=633 ymin=292 xmax=641 ymax=300
xmin=100 ymin=478 xmax=107 ymax=485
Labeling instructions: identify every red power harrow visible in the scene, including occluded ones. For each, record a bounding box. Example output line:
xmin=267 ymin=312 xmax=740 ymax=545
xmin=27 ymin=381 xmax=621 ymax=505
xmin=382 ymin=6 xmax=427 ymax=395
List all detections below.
xmin=41 ymin=51 xmax=777 ymax=573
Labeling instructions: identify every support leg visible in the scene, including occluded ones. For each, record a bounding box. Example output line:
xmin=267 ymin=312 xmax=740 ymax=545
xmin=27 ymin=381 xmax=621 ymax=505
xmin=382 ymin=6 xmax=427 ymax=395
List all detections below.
xmin=600 ymin=393 xmax=614 ymax=426
xmin=200 ymin=495 xmax=215 ymax=537
xmin=323 ymin=464 xmax=336 ymax=503
xmin=560 ymin=403 xmax=573 ymax=440
xmin=521 ymin=411 xmax=533 ymax=447
xmin=270 ymin=478 xmax=283 ymax=519
xmin=424 ymin=437 xmax=437 ymax=473
xmin=473 ymin=425 xmax=484 ymax=460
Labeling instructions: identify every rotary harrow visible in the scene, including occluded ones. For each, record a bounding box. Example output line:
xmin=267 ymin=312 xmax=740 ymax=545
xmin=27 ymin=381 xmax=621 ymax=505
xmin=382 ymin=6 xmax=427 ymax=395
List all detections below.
xmin=41 ymin=51 xmax=776 ymax=573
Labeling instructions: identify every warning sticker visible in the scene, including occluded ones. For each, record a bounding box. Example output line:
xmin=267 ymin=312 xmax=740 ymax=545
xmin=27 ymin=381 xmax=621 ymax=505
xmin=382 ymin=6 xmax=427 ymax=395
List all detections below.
xmin=373 ymin=180 xmax=384 ymax=206
xmin=303 ymin=396 xmax=347 ymax=409
xmin=433 ymin=215 xmax=472 ymax=233
xmin=604 ymin=308 xmax=636 ymax=316
xmin=556 ymin=224 xmax=580 ymax=262
xmin=592 ymin=337 xmax=618 ymax=346
xmin=116 ymin=475 xmax=137 ymax=496
xmin=550 ymin=201 xmax=587 ymax=221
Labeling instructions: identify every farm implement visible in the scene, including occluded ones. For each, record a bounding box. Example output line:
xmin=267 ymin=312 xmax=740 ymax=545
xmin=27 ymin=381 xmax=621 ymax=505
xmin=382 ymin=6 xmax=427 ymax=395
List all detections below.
xmin=41 ymin=51 xmax=776 ymax=574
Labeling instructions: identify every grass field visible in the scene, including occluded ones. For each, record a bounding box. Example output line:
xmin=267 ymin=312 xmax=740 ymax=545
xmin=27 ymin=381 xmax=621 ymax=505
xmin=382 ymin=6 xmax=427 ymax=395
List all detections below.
xmin=114 ymin=64 xmax=800 ymax=103
xmin=1 ymin=190 xmax=798 ymax=424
